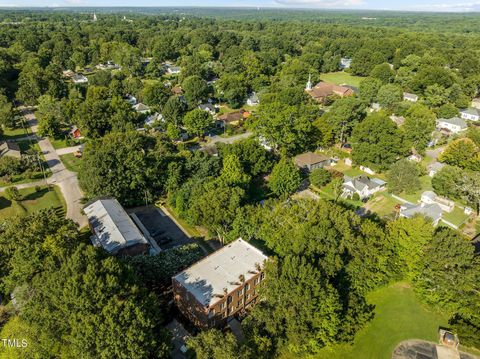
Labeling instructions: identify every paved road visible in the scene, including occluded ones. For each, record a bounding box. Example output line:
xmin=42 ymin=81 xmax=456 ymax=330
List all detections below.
xmin=426 ymin=146 xmax=445 ymax=161
xmin=22 ymin=111 xmax=88 ymax=228
xmin=204 ymin=131 xmax=253 ymax=145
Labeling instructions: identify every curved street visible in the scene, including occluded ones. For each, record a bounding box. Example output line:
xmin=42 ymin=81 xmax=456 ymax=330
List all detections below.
xmin=0 ymin=110 xmax=88 ymax=228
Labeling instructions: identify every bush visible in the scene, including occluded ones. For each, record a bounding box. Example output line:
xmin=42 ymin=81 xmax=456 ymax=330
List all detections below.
xmin=352 ymin=193 xmax=361 ymax=201
xmin=35 ymin=185 xmax=42 ymax=192
xmin=4 ymin=186 xmax=21 ymax=202
xmin=309 ymin=168 xmax=332 ymax=188
xmin=0 ymin=156 xmax=23 ymax=177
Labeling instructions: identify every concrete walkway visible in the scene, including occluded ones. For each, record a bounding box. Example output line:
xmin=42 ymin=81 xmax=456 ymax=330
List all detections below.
xmin=19 ymin=111 xmax=88 ymax=228
xmin=204 ymin=131 xmax=253 ymax=146
xmin=56 ymin=145 xmax=83 ymax=156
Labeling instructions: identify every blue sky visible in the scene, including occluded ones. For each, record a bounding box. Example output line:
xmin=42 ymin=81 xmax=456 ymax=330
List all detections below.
xmin=1 ymin=0 xmax=480 ymax=12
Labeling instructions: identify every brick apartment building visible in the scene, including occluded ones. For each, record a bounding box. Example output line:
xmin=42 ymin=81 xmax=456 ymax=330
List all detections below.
xmin=172 ymin=239 xmax=268 ymax=328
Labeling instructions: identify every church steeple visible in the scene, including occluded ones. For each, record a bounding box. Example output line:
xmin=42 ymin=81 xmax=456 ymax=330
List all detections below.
xmin=93 ymin=13 xmax=97 ymax=22
xmin=306 ymin=74 xmax=312 ymax=91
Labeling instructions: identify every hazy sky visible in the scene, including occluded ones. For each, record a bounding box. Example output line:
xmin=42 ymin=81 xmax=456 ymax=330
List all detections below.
xmin=1 ymin=0 xmax=480 ymax=12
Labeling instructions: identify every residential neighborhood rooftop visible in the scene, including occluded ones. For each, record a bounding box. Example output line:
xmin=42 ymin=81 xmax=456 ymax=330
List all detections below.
xmin=173 ymin=238 xmax=267 ymax=308
xmin=294 ymin=152 xmax=330 ymax=167
xmin=437 ymin=117 xmax=467 ymax=129
xmin=84 ymin=198 xmax=148 ymax=254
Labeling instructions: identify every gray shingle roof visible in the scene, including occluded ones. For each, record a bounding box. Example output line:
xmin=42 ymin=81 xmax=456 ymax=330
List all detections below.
xmin=437 ymin=117 xmax=467 ymax=129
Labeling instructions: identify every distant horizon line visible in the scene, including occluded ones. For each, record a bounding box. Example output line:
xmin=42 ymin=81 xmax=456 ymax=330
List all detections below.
xmin=0 ymin=6 xmax=479 ymax=14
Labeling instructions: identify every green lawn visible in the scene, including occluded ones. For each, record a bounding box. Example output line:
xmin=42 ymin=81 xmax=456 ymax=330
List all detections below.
xmin=0 ymin=185 xmax=66 ymax=220
xmin=311 ymin=283 xmax=448 ymax=359
xmin=319 ymin=71 xmax=364 ymax=87
xmin=400 ymin=176 xmax=433 ymax=203
xmin=1 ymin=126 xmax=31 ymax=140
xmin=60 ymin=153 xmax=82 ymax=173
xmin=312 ymin=183 xmax=363 ymax=209
xmin=442 ymin=206 xmax=470 ymax=228
xmin=49 ymin=137 xmax=82 ymax=150
xmin=366 ymin=193 xmax=399 ymax=218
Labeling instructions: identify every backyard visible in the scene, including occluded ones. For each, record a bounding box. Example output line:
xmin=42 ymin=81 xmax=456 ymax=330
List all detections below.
xmin=319 ymin=71 xmax=364 ymax=87
xmin=301 ymin=283 xmax=449 ymax=359
xmin=0 ymin=185 xmax=66 ymax=220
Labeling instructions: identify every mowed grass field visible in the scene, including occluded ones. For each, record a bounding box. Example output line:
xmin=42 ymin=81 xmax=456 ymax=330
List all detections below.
xmin=0 ymin=185 xmax=66 ymax=220
xmin=60 ymin=153 xmax=82 ymax=173
xmin=280 ymin=283 xmax=449 ymax=359
xmin=319 ymin=72 xmax=364 ymax=87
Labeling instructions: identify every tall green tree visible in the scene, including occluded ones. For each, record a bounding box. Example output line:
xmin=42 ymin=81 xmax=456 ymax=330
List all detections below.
xmin=183 ymin=109 xmax=212 ymax=138
xmin=268 ymin=158 xmax=301 ymax=197
xmin=387 ymin=159 xmax=421 ymax=195
xmin=351 ymin=113 xmax=406 ymax=171
xmin=403 ymin=104 xmax=436 ymax=152
xmin=36 ymin=95 xmax=63 ymax=137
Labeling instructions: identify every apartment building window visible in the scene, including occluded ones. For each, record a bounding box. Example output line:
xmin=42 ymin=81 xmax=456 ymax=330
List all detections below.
xmin=245 ymin=283 xmax=250 ymax=291
xmin=220 ymin=302 xmax=225 ymax=310
xmin=260 ymin=272 xmax=265 ymax=281
xmin=246 ymin=293 xmax=250 ymax=300
xmin=237 ymin=288 xmax=243 ymax=297
xmin=227 ymin=295 xmax=233 ymax=305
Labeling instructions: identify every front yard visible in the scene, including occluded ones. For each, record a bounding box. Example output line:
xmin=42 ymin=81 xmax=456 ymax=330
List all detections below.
xmin=0 ymin=185 xmax=65 ymax=220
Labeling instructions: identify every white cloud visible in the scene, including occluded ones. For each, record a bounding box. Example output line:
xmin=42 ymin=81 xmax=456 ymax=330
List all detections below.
xmin=274 ymin=0 xmax=364 ymax=8
xmin=407 ymin=1 xmax=480 ymax=12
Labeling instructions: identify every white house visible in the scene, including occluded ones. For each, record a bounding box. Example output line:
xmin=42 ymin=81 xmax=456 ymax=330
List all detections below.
xmin=133 ymin=103 xmax=151 ymax=114
xmin=460 ymin=108 xmax=480 ymax=122
xmin=84 ymin=198 xmax=150 ymax=256
xmin=247 ymin=93 xmax=260 ymax=106
xmin=421 ymin=191 xmax=454 ymax=213
xmin=403 ymin=92 xmax=419 ymax=102
xmin=165 ymin=64 xmax=181 ymax=75
xmin=72 ymin=74 xmax=88 ymax=84
xmin=145 ymin=113 xmax=164 ymax=127
xmin=342 ymin=175 xmax=386 ymax=200
xmin=408 ymin=153 xmax=422 ymax=163
xmin=340 ymin=57 xmax=352 ymax=69
xmin=436 ymin=117 xmax=467 ymax=134
xmin=125 ymin=94 xmax=137 ymax=106
xmin=471 ymin=97 xmax=480 ymax=110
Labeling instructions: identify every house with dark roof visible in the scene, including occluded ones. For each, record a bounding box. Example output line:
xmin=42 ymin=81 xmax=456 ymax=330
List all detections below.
xmin=198 ymin=103 xmax=216 ymax=115
xmin=460 ymin=107 xmax=480 ymax=121
xmin=293 ymin=152 xmax=333 ymax=172
xmin=0 ymin=141 xmax=21 ymax=159
xmin=217 ymin=109 xmax=249 ymax=126
xmin=342 ymin=175 xmax=386 ymax=199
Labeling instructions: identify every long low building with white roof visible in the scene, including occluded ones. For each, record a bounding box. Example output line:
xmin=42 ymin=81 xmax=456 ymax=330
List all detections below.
xmin=173 ymin=238 xmax=268 ymax=328
xmin=84 ymin=197 xmax=150 ymax=256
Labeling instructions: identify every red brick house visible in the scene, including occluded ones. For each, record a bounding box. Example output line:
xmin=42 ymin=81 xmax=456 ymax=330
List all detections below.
xmin=306 ymin=82 xmax=354 ymax=103
xmin=173 ymin=239 xmax=267 ymax=328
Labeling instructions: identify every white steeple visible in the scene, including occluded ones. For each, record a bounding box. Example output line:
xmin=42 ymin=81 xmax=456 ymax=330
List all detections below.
xmin=306 ymin=74 xmax=312 ymax=91
xmin=93 ymin=13 xmax=97 ymax=22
